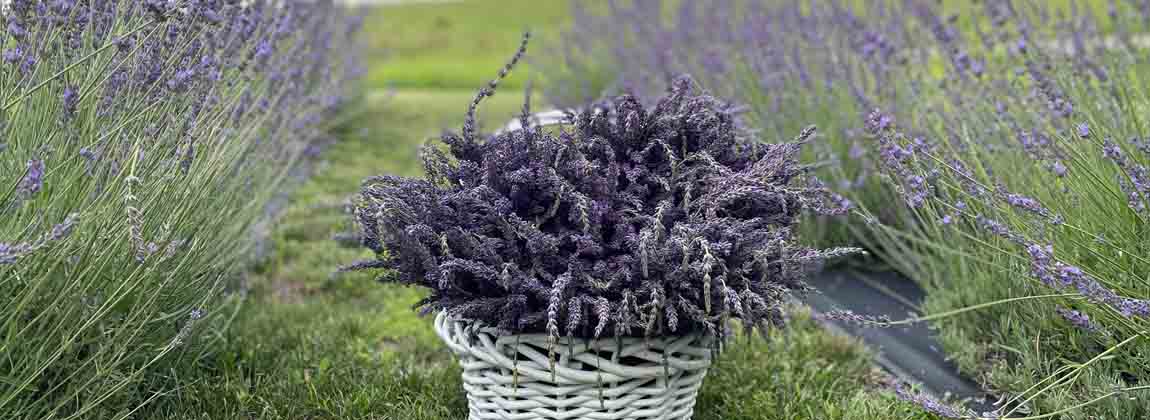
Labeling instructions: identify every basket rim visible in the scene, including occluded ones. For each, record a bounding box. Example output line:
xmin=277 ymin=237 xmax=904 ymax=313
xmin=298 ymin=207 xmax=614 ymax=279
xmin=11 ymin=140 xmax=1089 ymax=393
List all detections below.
xmin=433 ymin=311 xmax=711 ymax=343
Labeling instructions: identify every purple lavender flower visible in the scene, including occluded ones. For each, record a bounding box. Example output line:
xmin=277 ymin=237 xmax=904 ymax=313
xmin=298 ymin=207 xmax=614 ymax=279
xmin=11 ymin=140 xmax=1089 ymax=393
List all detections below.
xmin=998 ymin=187 xmax=1051 ymax=217
xmin=866 ymin=109 xmax=894 ymax=132
xmin=7 ymin=21 xmax=28 ymax=40
xmin=2 ymin=47 xmax=22 ymax=64
xmin=19 ymin=54 xmax=36 ymax=75
xmin=820 ymin=309 xmax=892 ymax=327
xmin=18 ymin=159 xmax=45 ymax=198
xmin=1076 ymin=122 xmax=1091 ymax=138
xmin=1026 ymin=242 xmax=1149 ymax=317
xmin=1056 ymin=307 xmax=1099 ymax=332
xmin=47 ymin=213 xmax=79 ymax=243
xmin=167 ymin=69 xmax=196 ymax=92
xmin=1025 ymin=59 xmax=1075 ymax=119
xmin=254 ymin=40 xmax=273 ymax=62
xmin=62 ymin=86 xmax=79 ymax=119
xmin=976 ymin=215 xmax=1024 ymax=244
xmin=79 ymin=147 xmax=100 ymax=176
xmin=199 ymin=6 xmax=223 ymax=26
xmin=892 ymin=382 xmax=973 ymax=419
xmin=115 ymin=36 xmax=134 ymax=53
xmin=1132 ymin=137 xmax=1150 ymax=157
xmin=0 ymin=243 xmax=26 ymax=265
xmin=0 ymin=213 xmax=79 ymax=265
xmin=144 ymin=0 xmax=169 ymax=21
xmin=1120 ymin=299 xmax=1150 ymax=317
xmin=1101 ymin=139 xmax=1150 ymax=214
xmin=863 ymin=110 xmax=941 ymax=207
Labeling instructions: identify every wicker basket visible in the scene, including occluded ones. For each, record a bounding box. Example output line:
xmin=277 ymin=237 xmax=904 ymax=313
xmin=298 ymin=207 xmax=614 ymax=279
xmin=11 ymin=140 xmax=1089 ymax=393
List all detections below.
xmin=434 ymin=312 xmax=714 ymax=420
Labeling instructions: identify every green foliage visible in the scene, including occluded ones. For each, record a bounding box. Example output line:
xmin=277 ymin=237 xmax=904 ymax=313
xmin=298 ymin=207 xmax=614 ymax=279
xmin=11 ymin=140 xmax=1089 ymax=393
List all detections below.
xmin=697 ymin=311 xmax=942 ymax=420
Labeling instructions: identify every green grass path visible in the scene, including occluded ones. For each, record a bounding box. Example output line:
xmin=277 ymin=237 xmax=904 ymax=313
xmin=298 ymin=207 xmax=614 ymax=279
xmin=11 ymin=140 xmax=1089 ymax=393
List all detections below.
xmin=364 ymin=0 xmax=569 ymax=89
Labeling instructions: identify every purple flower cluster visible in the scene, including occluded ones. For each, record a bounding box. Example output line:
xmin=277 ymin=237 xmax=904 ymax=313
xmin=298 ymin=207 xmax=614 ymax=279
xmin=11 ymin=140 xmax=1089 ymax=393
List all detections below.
xmin=1026 ymin=243 xmax=1149 ymax=318
xmin=348 ymin=40 xmax=854 ymax=344
xmin=1102 ymin=139 xmax=1150 ymax=215
xmin=17 ymin=159 xmax=45 ymax=199
xmin=1056 ymin=307 xmax=1100 ymax=333
xmin=0 ymin=213 xmax=79 ymax=265
xmin=1025 ymin=60 xmax=1075 ymax=120
xmin=864 ymin=110 xmax=935 ymax=208
xmin=997 ymin=187 xmax=1052 ymax=218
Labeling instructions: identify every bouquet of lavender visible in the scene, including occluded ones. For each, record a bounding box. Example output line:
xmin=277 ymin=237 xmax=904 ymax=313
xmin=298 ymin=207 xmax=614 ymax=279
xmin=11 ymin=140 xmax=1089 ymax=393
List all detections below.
xmin=347 ymin=35 xmax=854 ymax=349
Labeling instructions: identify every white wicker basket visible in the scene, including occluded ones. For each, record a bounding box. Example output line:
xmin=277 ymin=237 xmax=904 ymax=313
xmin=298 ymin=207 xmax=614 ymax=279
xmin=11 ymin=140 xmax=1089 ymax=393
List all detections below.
xmin=434 ymin=312 xmax=714 ymax=420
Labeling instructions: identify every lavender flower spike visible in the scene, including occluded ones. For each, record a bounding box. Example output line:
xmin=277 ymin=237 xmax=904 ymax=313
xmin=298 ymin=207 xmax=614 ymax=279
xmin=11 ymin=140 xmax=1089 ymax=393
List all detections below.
xmin=62 ymin=86 xmax=80 ymax=120
xmin=820 ymin=309 xmax=892 ymax=327
xmin=18 ymin=159 xmax=45 ymax=198
xmin=0 ymin=213 xmax=79 ymax=265
xmin=0 ymin=243 xmax=26 ymax=265
xmin=1075 ymin=122 xmax=1090 ymax=138
xmin=892 ymin=382 xmax=975 ymax=419
xmin=1056 ymin=307 xmax=1100 ymax=332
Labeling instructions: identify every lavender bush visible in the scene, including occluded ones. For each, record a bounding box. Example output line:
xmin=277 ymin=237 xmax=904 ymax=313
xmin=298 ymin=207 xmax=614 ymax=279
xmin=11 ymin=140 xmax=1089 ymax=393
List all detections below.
xmin=0 ymin=0 xmax=360 ymax=417
xmin=347 ymin=34 xmax=854 ymax=355
xmin=552 ymin=0 xmax=1150 ymax=418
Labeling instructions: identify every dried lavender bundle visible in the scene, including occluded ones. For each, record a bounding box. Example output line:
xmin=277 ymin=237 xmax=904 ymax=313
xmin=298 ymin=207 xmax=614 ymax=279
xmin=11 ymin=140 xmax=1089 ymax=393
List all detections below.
xmin=348 ymin=34 xmax=855 ymax=347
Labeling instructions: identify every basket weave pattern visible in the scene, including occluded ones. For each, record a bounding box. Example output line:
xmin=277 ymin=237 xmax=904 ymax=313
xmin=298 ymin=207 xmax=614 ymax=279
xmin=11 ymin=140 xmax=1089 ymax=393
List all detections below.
xmin=434 ymin=312 xmax=713 ymax=420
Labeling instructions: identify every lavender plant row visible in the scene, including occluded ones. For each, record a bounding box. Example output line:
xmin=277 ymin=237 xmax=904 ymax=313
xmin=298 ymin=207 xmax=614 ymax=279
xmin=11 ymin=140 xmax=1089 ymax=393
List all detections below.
xmin=553 ymin=0 xmax=1150 ymax=418
xmin=0 ymin=0 xmax=361 ymax=417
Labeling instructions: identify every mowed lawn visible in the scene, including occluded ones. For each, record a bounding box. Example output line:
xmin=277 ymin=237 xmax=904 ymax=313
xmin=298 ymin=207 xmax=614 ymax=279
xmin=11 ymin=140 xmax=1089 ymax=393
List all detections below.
xmin=364 ymin=0 xmax=570 ymax=89
xmin=136 ymin=1 xmax=942 ymax=419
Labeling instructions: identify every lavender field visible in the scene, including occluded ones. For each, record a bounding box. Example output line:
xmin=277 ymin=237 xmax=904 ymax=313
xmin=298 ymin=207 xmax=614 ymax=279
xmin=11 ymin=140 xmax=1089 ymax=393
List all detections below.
xmin=2 ymin=1 xmax=1148 ymax=419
